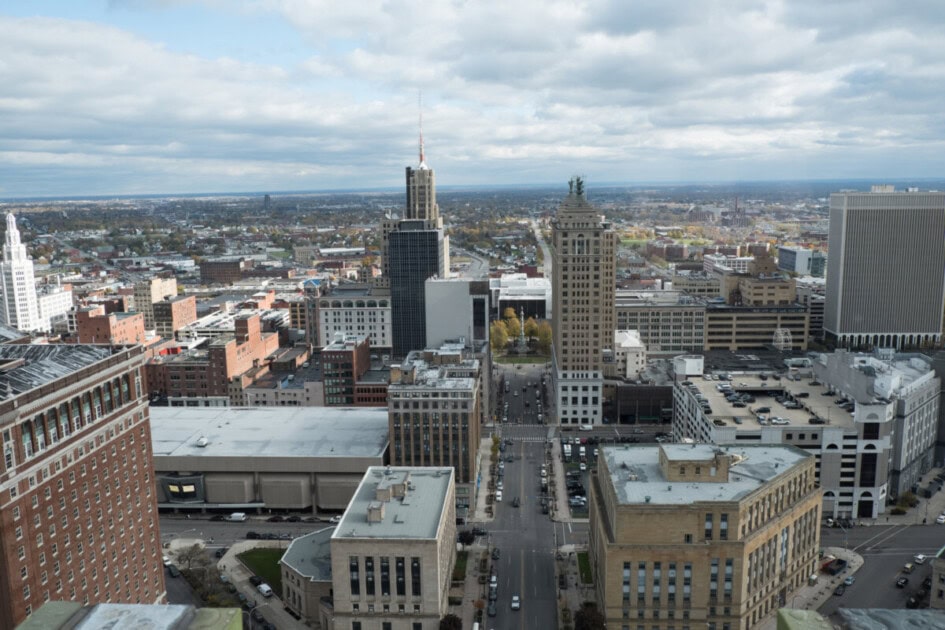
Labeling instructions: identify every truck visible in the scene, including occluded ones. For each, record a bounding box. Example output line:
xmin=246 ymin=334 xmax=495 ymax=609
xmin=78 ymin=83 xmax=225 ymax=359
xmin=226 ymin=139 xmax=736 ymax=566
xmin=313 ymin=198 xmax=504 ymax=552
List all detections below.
xmin=563 ymin=444 xmax=572 ymax=462
xmin=579 ymin=446 xmax=587 ymax=462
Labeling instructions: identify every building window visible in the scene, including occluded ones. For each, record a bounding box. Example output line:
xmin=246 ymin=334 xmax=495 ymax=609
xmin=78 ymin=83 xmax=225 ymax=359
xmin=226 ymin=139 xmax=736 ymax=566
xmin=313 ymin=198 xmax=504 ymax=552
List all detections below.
xmin=380 ymin=557 xmax=390 ymax=595
xmin=705 ymin=513 xmax=713 ymax=540
xmin=396 ymin=557 xmax=406 ymax=596
xmin=365 ymin=557 xmax=375 ymax=596
xmin=349 ymin=557 xmax=360 ymax=596
xmin=411 ymin=557 xmax=422 ymax=597
xmin=720 ymin=514 xmax=728 ymax=541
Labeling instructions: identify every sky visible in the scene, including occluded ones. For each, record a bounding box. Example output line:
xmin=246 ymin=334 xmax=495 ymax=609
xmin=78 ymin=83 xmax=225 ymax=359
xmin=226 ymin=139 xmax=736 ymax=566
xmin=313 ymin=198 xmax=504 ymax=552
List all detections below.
xmin=2 ymin=0 xmax=945 ymax=197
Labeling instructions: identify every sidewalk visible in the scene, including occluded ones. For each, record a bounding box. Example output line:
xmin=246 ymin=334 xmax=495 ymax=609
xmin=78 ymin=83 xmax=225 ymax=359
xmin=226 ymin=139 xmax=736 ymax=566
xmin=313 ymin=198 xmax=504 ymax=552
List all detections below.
xmin=759 ymin=546 xmax=864 ymax=630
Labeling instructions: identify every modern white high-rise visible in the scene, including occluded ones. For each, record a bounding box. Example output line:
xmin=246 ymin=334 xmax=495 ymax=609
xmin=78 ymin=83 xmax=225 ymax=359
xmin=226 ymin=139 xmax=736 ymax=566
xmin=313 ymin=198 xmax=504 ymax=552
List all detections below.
xmin=551 ymin=177 xmax=616 ymax=426
xmin=825 ymin=187 xmax=945 ymax=349
xmin=0 ymin=213 xmax=40 ymax=332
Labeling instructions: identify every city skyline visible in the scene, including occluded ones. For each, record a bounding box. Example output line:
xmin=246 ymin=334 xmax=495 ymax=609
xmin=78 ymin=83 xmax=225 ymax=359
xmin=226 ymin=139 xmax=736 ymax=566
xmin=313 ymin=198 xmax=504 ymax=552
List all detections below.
xmin=3 ymin=1 xmax=945 ymax=197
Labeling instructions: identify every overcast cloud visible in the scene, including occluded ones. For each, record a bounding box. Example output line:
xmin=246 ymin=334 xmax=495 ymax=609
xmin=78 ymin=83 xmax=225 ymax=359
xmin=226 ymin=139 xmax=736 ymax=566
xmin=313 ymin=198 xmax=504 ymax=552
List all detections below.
xmin=2 ymin=0 xmax=945 ymax=197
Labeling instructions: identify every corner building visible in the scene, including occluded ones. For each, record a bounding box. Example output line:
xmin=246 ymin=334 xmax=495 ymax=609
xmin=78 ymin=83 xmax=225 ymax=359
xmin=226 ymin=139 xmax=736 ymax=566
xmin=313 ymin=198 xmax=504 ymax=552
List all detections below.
xmin=329 ymin=466 xmax=456 ymax=630
xmin=590 ymin=444 xmax=821 ymax=630
xmin=551 ymin=178 xmax=616 ymax=425
xmin=0 ymin=345 xmax=165 ymax=627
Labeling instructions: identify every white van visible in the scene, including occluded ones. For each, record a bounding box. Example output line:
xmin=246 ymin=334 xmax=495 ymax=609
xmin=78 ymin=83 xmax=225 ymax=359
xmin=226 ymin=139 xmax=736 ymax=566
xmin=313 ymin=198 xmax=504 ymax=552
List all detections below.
xmin=579 ymin=425 xmax=593 ymax=432
xmin=225 ymin=512 xmax=247 ymax=522
xmin=257 ymin=583 xmax=273 ymax=597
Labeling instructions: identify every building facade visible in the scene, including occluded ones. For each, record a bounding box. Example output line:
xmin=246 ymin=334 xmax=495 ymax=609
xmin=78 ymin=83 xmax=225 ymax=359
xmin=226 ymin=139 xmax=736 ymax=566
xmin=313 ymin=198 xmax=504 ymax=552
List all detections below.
xmin=0 ymin=213 xmax=40 ymax=333
xmin=329 ymin=466 xmax=456 ymax=630
xmin=387 ymin=345 xmax=481 ymax=506
xmin=322 ymin=334 xmax=372 ymax=406
xmin=488 ymin=273 xmax=551 ymax=321
xmin=0 ymin=345 xmax=165 ymax=627
xmin=825 ymin=187 xmax=945 ymax=349
xmin=133 ymin=278 xmax=177 ymax=330
xmin=75 ymin=306 xmax=147 ymax=345
xmin=672 ymin=350 xmax=939 ymax=518
xmin=152 ymin=296 xmax=197 ymax=340
xmin=551 ymin=178 xmax=616 ymax=426
xmin=316 ymin=285 xmax=392 ymax=356
xmin=615 ymin=291 xmax=706 ymax=355
xmin=424 ymin=277 xmax=490 ymax=350
xmin=388 ymin=223 xmax=446 ymax=360
xmin=589 ymin=444 xmax=821 ymax=630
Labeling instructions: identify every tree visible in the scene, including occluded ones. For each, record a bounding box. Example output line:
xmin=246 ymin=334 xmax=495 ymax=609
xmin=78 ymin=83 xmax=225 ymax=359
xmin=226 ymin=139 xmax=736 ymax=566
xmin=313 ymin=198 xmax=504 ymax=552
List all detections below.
xmin=176 ymin=543 xmax=210 ymax=571
xmin=439 ymin=613 xmax=463 ymax=630
xmin=490 ymin=321 xmax=508 ymax=353
xmin=503 ymin=315 xmax=521 ymax=340
xmin=537 ymin=321 xmax=553 ymax=354
xmin=574 ymin=603 xmax=607 ymax=630
xmin=502 ymin=307 xmax=517 ymax=320
xmin=524 ymin=317 xmax=539 ymax=339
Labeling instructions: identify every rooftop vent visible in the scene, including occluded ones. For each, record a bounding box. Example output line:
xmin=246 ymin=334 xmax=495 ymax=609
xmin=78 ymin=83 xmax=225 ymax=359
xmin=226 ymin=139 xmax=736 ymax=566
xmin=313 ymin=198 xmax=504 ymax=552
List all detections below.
xmin=367 ymin=501 xmax=385 ymax=523
xmin=195 ymin=437 xmax=208 ymax=448
xmin=645 ymin=496 xmax=651 ymax=503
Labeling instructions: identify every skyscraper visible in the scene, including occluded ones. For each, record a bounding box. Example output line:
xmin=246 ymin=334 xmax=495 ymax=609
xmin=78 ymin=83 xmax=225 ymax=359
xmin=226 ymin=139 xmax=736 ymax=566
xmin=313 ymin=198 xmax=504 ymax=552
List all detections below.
xmin=825 ymin=187 xmax=945 ymax=349
xmin=382 ymin=135 xmax=449 ymax=359
xmin=0 ymin=213 xmax=40 ymax=333
xmin=551 ymin=178 xmax=616 ymax=425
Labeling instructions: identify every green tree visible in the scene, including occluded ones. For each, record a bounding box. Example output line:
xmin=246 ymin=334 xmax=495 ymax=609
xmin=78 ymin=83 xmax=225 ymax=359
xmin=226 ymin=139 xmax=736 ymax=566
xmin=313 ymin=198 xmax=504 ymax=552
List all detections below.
xmin=574 ymin=603 xmax=606 ymax=630
xmin=439 ymin=613 xmax=463 ymax=630
xmin=537 ymin=321 xmax=553 ymax=354
xmin=524 ymin=317 xmax=539 ymax=339
xmin=490 ymin=321 xmax=508 ymax=353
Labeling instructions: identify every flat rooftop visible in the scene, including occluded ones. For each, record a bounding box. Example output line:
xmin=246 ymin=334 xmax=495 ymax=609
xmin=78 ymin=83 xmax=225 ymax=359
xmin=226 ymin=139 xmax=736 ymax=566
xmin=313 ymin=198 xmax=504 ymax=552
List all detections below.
xmin=682 ymin=374 xmax=857 ymax=430
xmin=334 ymin=466 xmax=452 ymax=540
xmin=602 ymin=443 xmax=810 ymax=505
xmin=281 ymin=527 xmax=334 ymax=580
xmin=150 ymin=406 xmax=389 ymax=460
xmin=0 ymin=344 xmax=124 ymax=401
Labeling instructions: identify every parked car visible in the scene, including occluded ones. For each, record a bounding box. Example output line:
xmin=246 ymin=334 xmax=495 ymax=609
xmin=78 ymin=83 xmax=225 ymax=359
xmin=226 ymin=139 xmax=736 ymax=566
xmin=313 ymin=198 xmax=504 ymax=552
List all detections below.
xmin=257 ymin=583 xmax=274 ymax=597
xmin=246 ymin=531 xmax=260 ymax=540
xmin=167 ymin=564 xmax=181 ymax=578
xmin=286 ymin=515 xmax=301 ymax=522
xmin=329 ymin=515 xmax=342 ymax=524
xmin=267 ymin=515 xmax=284 ymax=523
xmin=844 ymin=576 xmax=856 ymax=586
xmin=215 ymin=547 xmax=227 ymax=558
xmin=209 ymin=514 xmax=226 ymax=521
xmin=896 ymin=577 xmax=909 ymax=588
xmin=249 ymin=575 xmax=264 ymax=586
xmin=492 ymin=548 xmax=500 ymax=560
xmin=833 ymin=585 xmax=845 ymax=596
xmin=487 ymin=601 xmax=497 ymax=617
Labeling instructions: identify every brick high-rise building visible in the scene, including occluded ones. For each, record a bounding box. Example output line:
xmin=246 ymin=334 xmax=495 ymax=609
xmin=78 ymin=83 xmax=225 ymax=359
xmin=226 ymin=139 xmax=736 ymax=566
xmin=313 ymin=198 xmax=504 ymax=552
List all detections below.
xmin=152 ymin=295 xmax=197 ymax=340
xmin=551 ymin=177 xmax=616 ymax=425
xmin=0 ymin=345 xmax=165 ymax=627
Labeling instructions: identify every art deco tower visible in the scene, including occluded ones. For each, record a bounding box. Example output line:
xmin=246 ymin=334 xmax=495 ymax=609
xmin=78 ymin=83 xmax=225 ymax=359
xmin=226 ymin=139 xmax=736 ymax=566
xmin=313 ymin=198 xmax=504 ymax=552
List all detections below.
xmin=551 ymin=178 xmax=616 ymax=426
xmin=0 ymin=213 xmax=40 ymax=332
xmin=382 ymin=130 xmax=449 ymax=359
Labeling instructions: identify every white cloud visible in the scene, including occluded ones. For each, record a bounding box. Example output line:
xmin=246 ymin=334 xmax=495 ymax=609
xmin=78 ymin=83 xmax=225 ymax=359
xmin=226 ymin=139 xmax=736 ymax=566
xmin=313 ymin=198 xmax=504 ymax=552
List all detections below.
xmin=1 ymin=2 xmax=945 ymax=195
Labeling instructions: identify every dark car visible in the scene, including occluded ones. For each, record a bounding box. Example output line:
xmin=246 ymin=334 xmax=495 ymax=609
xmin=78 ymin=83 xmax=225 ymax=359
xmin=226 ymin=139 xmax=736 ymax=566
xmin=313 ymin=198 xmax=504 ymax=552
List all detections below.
xmin=246 ymin=531 xmax=260 ymax=540
xmin=492 ymin=548 xmax=500 ymax=560
xmin=487 ymin=601 xmax=497 ymax=617
xmin=252 ymin=608 xmax=265 ymax=621
xmin=471 ymin=527 xmax=488 ymax=536
xmin=756 ymin=407 xmax=771 ymax=413
xmin=215 ymin=547 xmax=227 ymax=558
xmin=286 ymin=515 xmax=301 ymax=522
xmin=833 ymin=585 xmax=845 ymax=596
xmin=303 ymin=516 xmax=319 ymax=523
xmin=512 ymin=497 xmax=520 ymax=507
xmin=924 ymin=577 xmax=933 ymax=589
xmin=209 ymin=514 xmax=225 ymax=521
xmin=167 ymin=564 xmax=181 ymax=578
xmin=250 ymin=575 xmax=264 ymax=586
xmin=896 ymin=577 xmax=909 ymax=588
xmin=267 ymin=515 xmax=284 ymax=523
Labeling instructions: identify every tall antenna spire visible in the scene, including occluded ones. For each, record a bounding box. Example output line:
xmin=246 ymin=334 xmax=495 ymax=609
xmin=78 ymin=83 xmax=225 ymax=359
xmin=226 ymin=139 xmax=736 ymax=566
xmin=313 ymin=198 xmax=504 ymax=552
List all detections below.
xmin=418 ymin=90 xmax=425 ymax=166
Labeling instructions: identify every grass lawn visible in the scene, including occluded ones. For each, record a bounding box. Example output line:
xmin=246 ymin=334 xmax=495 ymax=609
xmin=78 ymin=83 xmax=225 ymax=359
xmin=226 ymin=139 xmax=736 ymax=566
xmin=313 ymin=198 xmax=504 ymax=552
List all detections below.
xmin=452 ymin=550 xmax=469 ymax=582
xmin=238 ymin=548 xmax=284 ymax=598
xmin=577 ymin=552 xmax=593 ymax=585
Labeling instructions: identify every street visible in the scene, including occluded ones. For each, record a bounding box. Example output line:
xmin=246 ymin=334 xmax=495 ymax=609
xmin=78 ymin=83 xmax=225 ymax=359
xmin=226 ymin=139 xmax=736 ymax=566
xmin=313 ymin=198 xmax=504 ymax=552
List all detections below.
xmin=818 ymin=524 xmax=939 ymax=616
